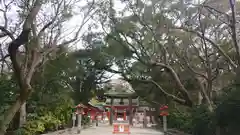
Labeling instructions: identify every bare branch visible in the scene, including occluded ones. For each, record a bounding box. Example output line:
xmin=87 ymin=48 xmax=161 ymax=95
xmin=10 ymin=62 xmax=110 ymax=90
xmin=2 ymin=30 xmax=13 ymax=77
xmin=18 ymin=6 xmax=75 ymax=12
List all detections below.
xmin=175 ymin=50 xmax=208 ymax=80
xmin=132 ymin=79 xmax=187 ymax=106
xmin=54 ymin=1 xmax=96 ymax=48
xmin=151 ymin=61 xmax=193 ymax=107
xmin=0 ymin=54 xmax=9 ymax=61
xmin=23 ymin=0 xmax=42 ymax=30
xmin=202 ymin=5 xmax=229 ymax=17
xmin=195 ymin=77 xmax=213 ymax=111
xmin=37 ymin=0 xmax=64 ymax=37
xmin=174 ymin=26 xmax=237 ymax=70
xmin=0 ymin=0 xmax=15 ymax=39
xmin=228 ymin=1 xmax=240 ymax=64
xmin=0 ymin=26 xmax=15 ymax=40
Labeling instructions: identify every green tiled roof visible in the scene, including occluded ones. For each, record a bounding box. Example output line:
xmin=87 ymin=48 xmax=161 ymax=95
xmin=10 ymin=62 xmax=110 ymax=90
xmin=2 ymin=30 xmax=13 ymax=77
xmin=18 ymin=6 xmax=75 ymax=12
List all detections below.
xmin=88 ymin=102 xmax=105 ymax=111
xmin=104 ymin=91 xmax=138 ymax=98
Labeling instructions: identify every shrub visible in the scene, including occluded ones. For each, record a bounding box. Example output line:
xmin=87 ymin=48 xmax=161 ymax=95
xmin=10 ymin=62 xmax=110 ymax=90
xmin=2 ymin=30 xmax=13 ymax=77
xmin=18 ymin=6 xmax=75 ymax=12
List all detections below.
xmin=215 ymin=84 xmax=240 ymax=135
xmin=167 ymin=110 xmax=192 ymax=132
xmin=168 ymin=84 xmax=240 ymax=135
xmin=20 ymin=119 xmax=45 ymax=135
xmin=18 ymin=112 xmax=61 ymax=135
xmin=16 ymin=98 xmax=73 ymax=135
xmin=191 ymin=105 xmax=216 ymax=135
xmin=167 ymin=105 xmax=216 ymax=135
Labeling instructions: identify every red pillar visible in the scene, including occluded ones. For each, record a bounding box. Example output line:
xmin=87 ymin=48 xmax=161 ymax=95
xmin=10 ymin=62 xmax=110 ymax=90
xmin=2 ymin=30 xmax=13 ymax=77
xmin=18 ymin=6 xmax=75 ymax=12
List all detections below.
xmin=123 ymin=110 xmax=126 ymax=120
xmin=115 ymin=108 xmax=117 ymax=120
xmin=107 ymin=111 xmax=110 ymax=120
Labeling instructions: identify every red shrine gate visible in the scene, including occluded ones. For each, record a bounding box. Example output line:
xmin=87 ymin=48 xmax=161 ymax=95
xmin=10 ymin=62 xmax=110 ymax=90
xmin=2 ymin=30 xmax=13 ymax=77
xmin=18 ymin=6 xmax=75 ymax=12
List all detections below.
xmin=104 ymin=105 xmax=138 ymax=121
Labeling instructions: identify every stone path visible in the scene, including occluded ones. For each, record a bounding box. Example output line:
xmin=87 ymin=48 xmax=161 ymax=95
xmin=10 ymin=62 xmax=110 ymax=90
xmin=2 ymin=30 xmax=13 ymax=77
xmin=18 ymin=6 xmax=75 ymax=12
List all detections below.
xmin=42 ymin=124 xmax=164 ymax=135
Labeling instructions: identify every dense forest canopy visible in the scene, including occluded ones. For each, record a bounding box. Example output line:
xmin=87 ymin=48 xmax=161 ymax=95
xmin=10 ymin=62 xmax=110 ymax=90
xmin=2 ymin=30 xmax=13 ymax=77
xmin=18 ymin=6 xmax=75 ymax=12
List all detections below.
xmin=0 ymin=0 xmax=240 ymax=135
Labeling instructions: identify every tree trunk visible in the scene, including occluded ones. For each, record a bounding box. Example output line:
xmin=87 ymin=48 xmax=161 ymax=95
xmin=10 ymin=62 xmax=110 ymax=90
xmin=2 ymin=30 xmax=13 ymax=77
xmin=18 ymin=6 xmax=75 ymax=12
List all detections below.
xmin=0 ymin=87 xmax=31 ymax=135
xmin=0 ymin=99 xmax=22 ymax=135
xmin=0 ymin=1 xmax=42 ymax=134
xmin=235 ymin=67 xmax=240 ymax=86
xmin=196 ymin=78 xmax=213 ymax=111
xmin=11 ymin=111 xmax=20 ymax=130
xmin=197 ymin=91 xmax=202 ymax=105
xmin=19 ymin=102 xmax=27 ymax=127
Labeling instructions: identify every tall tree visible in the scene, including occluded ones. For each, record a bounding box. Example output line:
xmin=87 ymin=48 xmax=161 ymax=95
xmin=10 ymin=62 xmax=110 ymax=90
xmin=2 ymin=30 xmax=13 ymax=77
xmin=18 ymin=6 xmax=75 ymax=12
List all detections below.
xmin=93 ymin=0 xmax=240 ymax=111
xmin=71 ymin=31 xmax=112 ymax=104
xmin=0 ymin=0 xmax=96 ymax=133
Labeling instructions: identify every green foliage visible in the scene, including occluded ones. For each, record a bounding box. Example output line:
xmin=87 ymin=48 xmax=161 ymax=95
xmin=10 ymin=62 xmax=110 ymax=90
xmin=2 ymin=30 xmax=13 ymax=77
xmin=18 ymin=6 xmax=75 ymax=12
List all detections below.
xmin=191 ymin=106 xmax=216 ymax=135
xmin=17 ymin=46 xmax=105 ymax=134
xmin=168 ymin=106 xmax=216 ymax=135
xmin=19 ymin=112 xmax=60 ymax=135
xmin=168 ymin=85 xmax=240 ymax=135
xmin=214 ymin=84 xmax=240 ymax=134
xmin=4 ymin=1 xmax=240 ymax=135
xmin=0 ymin=42 xmax=106 ymax=133
xmin=70 ymin=46 xmax=109 ymax=104
xmin=19 ymin=97 xmax=73 ymax=135
xmin=168 ymin=109 xmax=192 ymax=132
xmin=105 ymin=33 xmax=133 ymax=59
xmin=0 ymin=75 xmax=18 ymax=115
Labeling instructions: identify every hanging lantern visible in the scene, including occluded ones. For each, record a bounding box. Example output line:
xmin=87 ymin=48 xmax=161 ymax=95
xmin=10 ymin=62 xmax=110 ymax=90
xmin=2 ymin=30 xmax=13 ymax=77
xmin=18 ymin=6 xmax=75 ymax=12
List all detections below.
xmin=160 ymin=105 xmax=169 ymax=116
xmin=74 ymin=104 xmax=87 ymax=114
